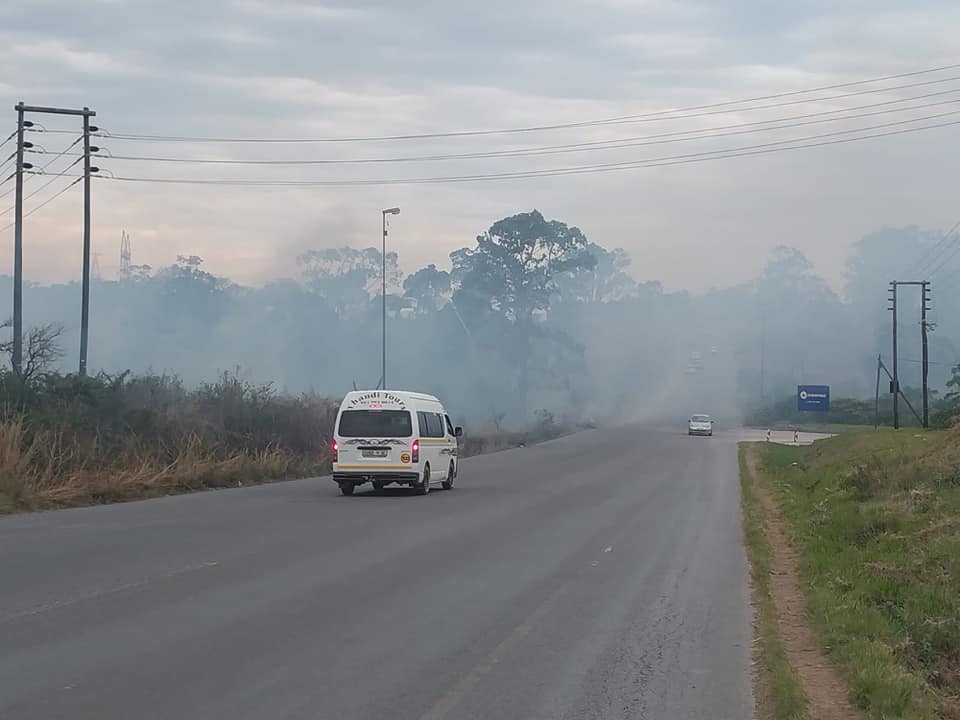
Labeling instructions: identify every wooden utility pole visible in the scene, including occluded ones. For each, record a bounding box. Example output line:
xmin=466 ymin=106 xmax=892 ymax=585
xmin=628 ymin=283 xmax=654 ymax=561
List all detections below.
xmin=12 ymin=103 xmax=97 ymax=375
xmin=888 ymin=280 xmax=930 ymax=429
xmin=79 ymin=108 xmax=93 ymax=376
xmin=12 ymin=102 xmax=25 ymax=374
xmin=874 ymin=354 xmax=882 ymax=429
xmin=921 ymin=281 xmax=931 ymax=429
xmin=889 ymin=281 xmax=899 ymax=429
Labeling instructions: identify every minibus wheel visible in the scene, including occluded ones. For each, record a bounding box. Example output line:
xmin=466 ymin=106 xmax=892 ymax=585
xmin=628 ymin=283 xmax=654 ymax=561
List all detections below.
xmin=417 ymin=465 xmax=431 ymax=495
xmin=442 ymin=461 xmax=455 ymax=490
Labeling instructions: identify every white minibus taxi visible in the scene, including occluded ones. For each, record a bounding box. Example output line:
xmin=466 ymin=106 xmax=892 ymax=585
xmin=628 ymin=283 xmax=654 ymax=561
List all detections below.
xmin=331 ymin=390 xmax=462 ymax=496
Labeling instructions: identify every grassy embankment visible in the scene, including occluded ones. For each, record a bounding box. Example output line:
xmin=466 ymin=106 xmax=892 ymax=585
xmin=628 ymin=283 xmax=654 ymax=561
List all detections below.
xmin=745 ymin=426 xmax=960 ymax=719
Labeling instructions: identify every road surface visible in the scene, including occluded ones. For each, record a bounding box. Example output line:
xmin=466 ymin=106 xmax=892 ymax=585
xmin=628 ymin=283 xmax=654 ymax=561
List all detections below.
xmin=0 ymin=425 xmax=751 ymax=720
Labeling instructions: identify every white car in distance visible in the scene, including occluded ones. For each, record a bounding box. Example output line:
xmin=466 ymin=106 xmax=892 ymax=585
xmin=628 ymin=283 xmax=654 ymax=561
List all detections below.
xmin=688 ymin=414 xmax=713 ymax=436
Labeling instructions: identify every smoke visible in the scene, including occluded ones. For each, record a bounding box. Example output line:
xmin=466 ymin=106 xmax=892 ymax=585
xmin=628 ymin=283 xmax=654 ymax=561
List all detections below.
xmin=0 ymin=225 xmax=957 ymax=430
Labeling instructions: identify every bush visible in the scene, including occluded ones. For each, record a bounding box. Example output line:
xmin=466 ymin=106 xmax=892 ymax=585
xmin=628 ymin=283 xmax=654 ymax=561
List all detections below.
xmin=930 ymin=404 xmax=960 ymax=430
xmin=840 ymin=463 xmax=881 ymax=501
xmin=0 ymin=369 xmax=338 ymax=511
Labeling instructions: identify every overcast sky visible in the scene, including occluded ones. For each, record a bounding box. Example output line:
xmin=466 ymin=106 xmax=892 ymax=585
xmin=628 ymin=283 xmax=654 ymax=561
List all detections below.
xmin=2 ymin=0 xmax=959 ymax=292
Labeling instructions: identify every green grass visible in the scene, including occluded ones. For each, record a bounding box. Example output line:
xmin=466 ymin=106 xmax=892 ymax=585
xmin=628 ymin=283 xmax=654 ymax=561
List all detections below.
xmin=753 ymin=426 xmax=960 ymax=719
xmin=739 ymin=446 xmax=811 ymax=720
xmin=790 ymin=423 xmax=878 ymax=434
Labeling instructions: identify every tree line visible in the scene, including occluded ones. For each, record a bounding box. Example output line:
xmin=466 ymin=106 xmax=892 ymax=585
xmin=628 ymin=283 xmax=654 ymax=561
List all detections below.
xmin=1 ymin=211 xmax=958 ymax=426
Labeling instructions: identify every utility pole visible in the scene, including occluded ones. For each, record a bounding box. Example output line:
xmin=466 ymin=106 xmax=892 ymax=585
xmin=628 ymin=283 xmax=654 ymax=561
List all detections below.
xmin=888 ymin=280 xmax=929 ymax=429
xmin=889 ymin=281 xmax=899 ymax=429
xmin=874 ymin=353 xmax=882 ymax=429
xmin=79 ymin=109 xmax=92 ymax=376
xmin=12 ymin=102 xmax=25 ymax=374
xmin=921 ymin=281 xmax=931 ymax=429
xmin=12 ymin=103 xmax=97 ymax=376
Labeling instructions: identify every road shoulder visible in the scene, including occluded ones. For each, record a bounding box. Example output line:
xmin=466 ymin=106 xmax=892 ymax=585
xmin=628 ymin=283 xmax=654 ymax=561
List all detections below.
xmin=740 ymin=443 xmax=862 ymax=720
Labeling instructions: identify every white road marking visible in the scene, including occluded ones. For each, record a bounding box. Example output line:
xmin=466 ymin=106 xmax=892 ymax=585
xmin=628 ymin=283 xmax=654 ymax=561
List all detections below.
xmin=417 ymin=589 xmax=562 ymax=720
xmin=0 ymin=560 xmax=220 ymax=624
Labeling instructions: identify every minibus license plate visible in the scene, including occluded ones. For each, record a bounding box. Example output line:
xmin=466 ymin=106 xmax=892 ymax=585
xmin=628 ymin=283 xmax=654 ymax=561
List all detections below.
xmin=362 ymin=449 xmax=388 ymax=458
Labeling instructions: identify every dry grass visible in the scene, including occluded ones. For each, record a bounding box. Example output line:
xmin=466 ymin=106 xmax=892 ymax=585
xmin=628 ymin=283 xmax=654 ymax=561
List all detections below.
xmin=0 ymin=420 xmax=329 ymax=511
xmin=0 ymin=368 xmax=574 ymax=513
xmin=0 ymin=421 xmax=572 ymax=513
xmin=0 ymin=369 xmax=339 ymax=512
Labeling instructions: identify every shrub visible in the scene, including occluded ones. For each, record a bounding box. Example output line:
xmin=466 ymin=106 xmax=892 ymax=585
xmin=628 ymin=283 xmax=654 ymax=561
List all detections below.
xmin=0 ymin=369 xmax=337 ymax=511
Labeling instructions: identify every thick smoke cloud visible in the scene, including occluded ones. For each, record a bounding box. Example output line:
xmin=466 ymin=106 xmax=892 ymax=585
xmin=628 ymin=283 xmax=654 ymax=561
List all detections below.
xmin=1 ymin=217 xmax=957 ymax=429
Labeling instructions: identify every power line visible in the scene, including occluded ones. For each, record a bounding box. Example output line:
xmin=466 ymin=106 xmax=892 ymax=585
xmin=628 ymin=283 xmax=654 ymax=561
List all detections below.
xmin=95 ymin=95 xmax=960 ymax=166
xmin=918 ymin=223 xmax=960 ymax=276
xmin=0 ymin=177 xmax=82 ymax=233
xmin=900 ymin=358 xmax=952 ymax=366
xmin=95 ymin=66 xmax=960 ymax=144
xmin=0 ymin=173 xmax=19 ymax=200
xmin=0 ymin=159 xmax=15 ymax=184
xmin=910 ymin=217 xmax=960 ymax=276
xmin=929 ymin=240 xmax=960 ymax=280
xmin=29 ymin=135 xmax=84 ymax=173
xmin=97 ymin=118 xmax=960 ymax=188
xmin=934 ymin=262 xmax=960 ymax=290
xmin=0 ymin=150 xmax=16 ymax=174
xmin=924 ymin=220 xmax=960 ymax=278
xmin=0 ymin=130 xmax=15 ymax=153
xmin=0 ymin=136 xmax=81 ymax=207
xmin=917 ymin=231 xmax=960 ymax=278
xmin=1 ymin=136 xmax=87 ymax=214
xmin=0 ymin=158 xmax=83 ymax=217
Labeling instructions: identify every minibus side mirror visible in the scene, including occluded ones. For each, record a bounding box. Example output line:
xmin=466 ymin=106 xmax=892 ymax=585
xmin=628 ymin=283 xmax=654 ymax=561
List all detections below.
xmin=454 ymin=426 xmax=463 ymax=437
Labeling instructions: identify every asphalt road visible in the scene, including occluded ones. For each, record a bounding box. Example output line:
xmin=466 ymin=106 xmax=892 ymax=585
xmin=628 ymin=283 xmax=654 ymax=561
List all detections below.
xmin=0 ymin=424 xmax=752 ymax=720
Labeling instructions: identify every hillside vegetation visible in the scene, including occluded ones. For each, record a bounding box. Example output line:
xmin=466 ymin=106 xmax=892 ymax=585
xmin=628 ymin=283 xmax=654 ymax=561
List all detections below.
xmin=750 ymin=426 xmax=960 ymax=719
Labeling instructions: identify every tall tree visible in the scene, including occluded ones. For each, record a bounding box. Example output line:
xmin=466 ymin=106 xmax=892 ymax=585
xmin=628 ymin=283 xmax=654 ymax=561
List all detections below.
xmin=554 ymin=242 xmax=635 ymax=304
xmin=450 ymin=210 xmax=595 ymax=416
xmin=297 ymin=247 xmax=401 ymax=317
xmin=403 ymin=264 xmax=451 ymax=315
xmin=451 ymin=210 xmax=595 ymax=322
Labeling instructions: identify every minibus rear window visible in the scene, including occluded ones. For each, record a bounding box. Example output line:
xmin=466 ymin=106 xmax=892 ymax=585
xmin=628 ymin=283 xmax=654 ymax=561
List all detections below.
xmin=338 ymin=410 xmax=413 ymax=437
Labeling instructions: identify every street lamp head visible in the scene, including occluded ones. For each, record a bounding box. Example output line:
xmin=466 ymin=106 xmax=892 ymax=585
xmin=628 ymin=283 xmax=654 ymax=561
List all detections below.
xmin=383 ymin=207 xmax=400 ymax=216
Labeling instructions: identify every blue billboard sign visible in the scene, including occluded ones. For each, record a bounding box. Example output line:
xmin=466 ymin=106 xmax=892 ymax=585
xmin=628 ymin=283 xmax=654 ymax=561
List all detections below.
xmin=797 ymin=385 xmax=830 ymax=412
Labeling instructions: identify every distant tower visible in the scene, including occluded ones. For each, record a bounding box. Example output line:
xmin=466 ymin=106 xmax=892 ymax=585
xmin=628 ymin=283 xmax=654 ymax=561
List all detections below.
xmin=119 ymin=230 xmax=132 ymax=279
xmin=92 ymin=252 xmax=102 ymax=281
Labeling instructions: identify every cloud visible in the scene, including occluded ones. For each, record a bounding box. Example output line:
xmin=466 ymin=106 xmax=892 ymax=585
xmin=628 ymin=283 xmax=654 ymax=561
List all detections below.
xmin=7 ymin=38 xmax=145 ymax=76
xmin=605 ymin=31 xmax=726 ymax=62
xmin=207 ymin=26 xmax=273 ymax=46
xmin=0 ymin=0 xmax=959 ymax=294
xmin=191 ymin=72 xmax=421 ymax=110
xmin=232 ymin=0 xmax=373 ymax=22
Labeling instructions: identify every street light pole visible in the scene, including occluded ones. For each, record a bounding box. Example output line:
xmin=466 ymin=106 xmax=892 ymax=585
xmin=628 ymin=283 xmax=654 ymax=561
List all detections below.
xmin=381 ymin=207 xmax=400 ymax=389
